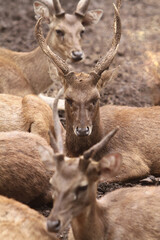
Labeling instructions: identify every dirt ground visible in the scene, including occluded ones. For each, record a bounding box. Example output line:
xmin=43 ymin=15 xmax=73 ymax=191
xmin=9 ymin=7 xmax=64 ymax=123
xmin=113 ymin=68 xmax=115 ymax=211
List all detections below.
xmin=0 ymin=0 xmax=160 ymax=239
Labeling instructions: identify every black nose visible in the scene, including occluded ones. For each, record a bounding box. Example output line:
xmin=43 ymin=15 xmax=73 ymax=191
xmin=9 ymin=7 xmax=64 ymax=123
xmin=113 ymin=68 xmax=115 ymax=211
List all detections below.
xmin=76 ymin=127 xmax=90 ymax=136
xmin=71 ymin=51 xmax=83 ymax=61
xmin=47 ymin=219 xmax=61 ymax=233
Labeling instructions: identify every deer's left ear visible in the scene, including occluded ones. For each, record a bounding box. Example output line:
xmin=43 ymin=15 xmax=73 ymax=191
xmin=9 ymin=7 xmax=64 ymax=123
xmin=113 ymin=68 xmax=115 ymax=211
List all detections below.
xmin=82 ymin=9 xmax=103 ymax=26
xmin=97 ymin=67 xmax=118 ymax=90
xmin=99 ymin=153 xmax=122 ymax=179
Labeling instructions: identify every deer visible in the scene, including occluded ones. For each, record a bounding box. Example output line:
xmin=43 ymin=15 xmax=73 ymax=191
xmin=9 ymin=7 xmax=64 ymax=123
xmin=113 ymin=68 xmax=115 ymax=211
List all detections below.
xmin=0 ymin=93 xmax=62 ymax=144
xmin=0 ymin=0 xmax=103 ymax=109
xmin=0 ymin=130 xmax=54 ymax=206
xmin=39 ymin=87 xmax=160 ymax=240
xmin=36 ymin=0 xmax=160 ymax=183
xmin=0 ymin=195 xmax=57 ymax=240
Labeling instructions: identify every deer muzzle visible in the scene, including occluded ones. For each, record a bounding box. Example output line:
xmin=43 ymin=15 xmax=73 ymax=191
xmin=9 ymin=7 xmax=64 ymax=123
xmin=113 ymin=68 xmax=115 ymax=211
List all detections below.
xmin=47 ymin=219 xmax=61 ymax=233
xmin=75 ymin=126 xmax=92 ymax=137
xmin=71 ymin=50 xmax=84 ymax=61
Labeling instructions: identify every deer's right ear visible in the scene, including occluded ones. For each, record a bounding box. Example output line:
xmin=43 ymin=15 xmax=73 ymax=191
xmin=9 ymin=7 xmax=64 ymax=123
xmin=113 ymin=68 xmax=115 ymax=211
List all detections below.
xmin=33 ymin=1 xmax=52 ymax=23
xmin=38 ymin=144 xmax=55 ymax=171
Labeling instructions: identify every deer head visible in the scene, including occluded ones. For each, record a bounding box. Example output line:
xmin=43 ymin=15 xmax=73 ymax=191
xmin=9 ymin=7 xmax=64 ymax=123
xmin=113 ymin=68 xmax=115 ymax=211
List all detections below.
xmin=35 ymin=1 xmax=121 ymax=140
xmin=33 ymin=0 xmax=103 ymax=62
xmin=39 ymin=87 xmax=121 ymax=233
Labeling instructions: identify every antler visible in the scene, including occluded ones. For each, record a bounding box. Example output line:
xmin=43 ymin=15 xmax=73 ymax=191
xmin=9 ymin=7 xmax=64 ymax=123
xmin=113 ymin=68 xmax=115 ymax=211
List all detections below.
xmin=83 ymin=127 xmax=119 ymax=160
xmin=90 ymin=2 xmax=121 ymax=84
xmin=35 ymin=17 xmax=71 ymax=76
xmin=49 ymin=88 xmax=64 ymax=155
xmin=79 ymin=127 xmax=119 ymax=171
xmin=52 ymin=0 xmax=65 ymax=17
xmin=75 ymin=0 xmax=90 ymax=17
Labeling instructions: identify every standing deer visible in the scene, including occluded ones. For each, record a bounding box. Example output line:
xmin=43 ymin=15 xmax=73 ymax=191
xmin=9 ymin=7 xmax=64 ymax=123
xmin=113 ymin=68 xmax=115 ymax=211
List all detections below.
xmin=0 ymin=0 xmax=103 ymax=104
xmin=0 ymin=195 xmax=57 ymax=240
xmin=0 ymin=131 xmax=54 ymax=205
xmin=36 ymin=0 xmax=160 ymax=183
xmin=39 ymin=87 xmax=160 ymax=240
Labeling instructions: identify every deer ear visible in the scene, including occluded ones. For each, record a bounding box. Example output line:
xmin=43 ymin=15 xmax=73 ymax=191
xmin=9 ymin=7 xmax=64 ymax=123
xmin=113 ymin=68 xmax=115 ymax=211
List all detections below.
xmin=97 ymin=67 xmax=118 ymax=90
xmin=38 ymin=144 xmax=55 ymax=171
xmin=33 ymin=1 xmax=53 ymax=23
xmin=99 ymin=153 xmax=122 ymax=180
xmin=82 ymin=9 xmax=103 ymax=26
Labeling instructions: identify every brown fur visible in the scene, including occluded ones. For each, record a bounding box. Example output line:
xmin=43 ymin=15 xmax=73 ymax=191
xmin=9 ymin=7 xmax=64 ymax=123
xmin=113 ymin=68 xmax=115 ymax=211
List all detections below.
xmin=0 ymin=131 xmax=54 ymax=205
xmin=64 ymin=72 xmax=160 ymax=182
xmin=0 ymin=195 xmax=56 ymax=240
xmin=0 ymin=94 xmax=55 ymax=144
xmin=44 ymin=151 xmax=160 ymax=240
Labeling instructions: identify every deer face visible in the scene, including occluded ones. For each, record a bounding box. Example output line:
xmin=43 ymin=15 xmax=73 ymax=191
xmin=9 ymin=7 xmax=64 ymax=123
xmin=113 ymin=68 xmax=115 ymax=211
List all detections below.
xmin=48 ymin=14 xmax=85 ymax=62
xmin=64 ymin=72 xmax=100 ymax=137
xmin=46 ymin=157 xmax=91 ymax=233
xmin=45 ymin=152 xmax=122 ymax=233
xmin=34 ymin=0 xmax=103 ymax=62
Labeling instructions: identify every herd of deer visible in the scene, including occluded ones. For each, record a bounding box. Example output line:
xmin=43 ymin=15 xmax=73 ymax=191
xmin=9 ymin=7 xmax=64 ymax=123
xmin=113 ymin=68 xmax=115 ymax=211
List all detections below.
xmin=0 ymin=0 xmax=160 ymax=239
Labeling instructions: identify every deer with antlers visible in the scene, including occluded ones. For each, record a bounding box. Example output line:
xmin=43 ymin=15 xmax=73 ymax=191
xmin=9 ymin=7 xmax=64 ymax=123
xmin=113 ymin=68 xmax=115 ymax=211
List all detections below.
xmin=38 ymin=87 xmax=160 ymax=240
xmin=36 ymin=0 xmax=160 ymax=183
xmin=0 ymin=0 xmax=103 ymax=109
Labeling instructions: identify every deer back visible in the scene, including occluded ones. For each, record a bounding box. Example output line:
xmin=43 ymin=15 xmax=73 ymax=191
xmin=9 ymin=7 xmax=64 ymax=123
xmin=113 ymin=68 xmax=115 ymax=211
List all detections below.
xmin=0 ymin=131 xmax=54 ymax=205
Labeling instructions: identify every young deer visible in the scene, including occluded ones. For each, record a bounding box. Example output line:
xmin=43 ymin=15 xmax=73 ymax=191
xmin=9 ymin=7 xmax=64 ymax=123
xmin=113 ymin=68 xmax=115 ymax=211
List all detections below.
xmin=0 ymin=93 xmax=60 ymax=144
xmin=36 ymin=0 xmax=160 ymax=183
xmin=39 ymin=88 xmax=160 ymax=240
xmin=0 ymin=0 xmax=103 ymax=99
xmin=0 ymin=131 xmax=54 ymax=205
xmin=0 ymin=195 xmax=56 ymax=240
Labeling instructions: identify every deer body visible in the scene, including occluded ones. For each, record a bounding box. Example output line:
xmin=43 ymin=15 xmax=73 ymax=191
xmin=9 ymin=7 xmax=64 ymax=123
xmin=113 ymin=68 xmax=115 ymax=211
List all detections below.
xmin=69 ymin=186 xmax=160 ymax=240
xmin=0 ymin=195 xmax=56 ymax=240
xmin=0 ymin=47 xmax=51 ymax=95
xmin=66 ymin=103 xmax=160 ymax=182
xmin=0 ymin=94 xmax=55 ymax=144
xmin=0 ymin=131 xmax=53 ymax=205
xmin=0 ymin=0 xmax=102 ymax=97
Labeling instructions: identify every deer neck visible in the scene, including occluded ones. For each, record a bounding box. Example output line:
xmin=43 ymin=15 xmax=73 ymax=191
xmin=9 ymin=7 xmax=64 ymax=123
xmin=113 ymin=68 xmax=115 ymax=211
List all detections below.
xmin=65 ymin=110 xmax=103 ymax=157
xmin=71 ymin=185 xmax=106 ymax=240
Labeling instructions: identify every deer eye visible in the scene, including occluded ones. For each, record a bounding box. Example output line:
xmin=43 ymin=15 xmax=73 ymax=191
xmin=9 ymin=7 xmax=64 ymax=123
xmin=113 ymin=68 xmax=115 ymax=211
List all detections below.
xmin=80 ymin=30 xmax=85 ymax=37
xmin=56 ymin=29 xmax=65 ymax=37
xmin=66 ymin=98 xmax=73 ymax=106
xmin=76 ymin=184 xmax=88 ymax=194
xmin=90 ymin=98 xmax=98 ymax=106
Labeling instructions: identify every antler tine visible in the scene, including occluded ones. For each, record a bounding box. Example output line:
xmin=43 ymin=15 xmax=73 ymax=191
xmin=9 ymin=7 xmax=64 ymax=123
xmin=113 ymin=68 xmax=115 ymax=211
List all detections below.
xmin=75 ymin=0 xmax=90 ymax=17
xmin=35 ymin=17 xmax=70 ymax=76
xmin=52 ymin=0 xmax=65 ymax=17
xmin=90 ymin=3 xmax=121 ymax=83
xmin=116 ymin=0 xmax=121 ymax=11
xmin=83 ymin=126 xmax=119 ymax=160
xmin=52 ymin=87 xmax=64 ymax=154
